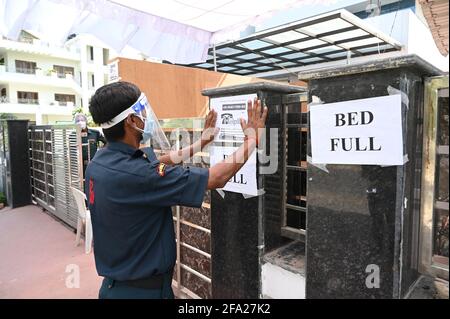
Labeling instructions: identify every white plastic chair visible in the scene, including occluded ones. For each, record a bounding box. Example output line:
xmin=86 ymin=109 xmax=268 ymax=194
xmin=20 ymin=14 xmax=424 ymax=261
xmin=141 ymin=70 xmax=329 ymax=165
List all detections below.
xmin=71 ymin=187 xmax=93 ymax=254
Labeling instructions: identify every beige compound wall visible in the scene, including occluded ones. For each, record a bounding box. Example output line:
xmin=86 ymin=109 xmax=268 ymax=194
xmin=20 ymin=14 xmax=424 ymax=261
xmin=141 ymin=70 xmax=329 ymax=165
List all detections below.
xmin=116 ymin=57 xmax=271 ymax=119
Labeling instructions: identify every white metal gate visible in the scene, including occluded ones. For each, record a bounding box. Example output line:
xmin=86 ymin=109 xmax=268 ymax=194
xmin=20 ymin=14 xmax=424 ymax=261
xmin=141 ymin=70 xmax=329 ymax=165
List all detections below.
xmin=29 ymin=125 xmax=83 ymax=228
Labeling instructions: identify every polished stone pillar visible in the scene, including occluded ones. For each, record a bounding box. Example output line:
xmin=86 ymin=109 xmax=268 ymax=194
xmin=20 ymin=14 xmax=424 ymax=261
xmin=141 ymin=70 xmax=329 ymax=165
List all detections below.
xmin=300 ymin=55 xmax=442 ymax=298
xmin=203 ymin=82 xmax=304 ymax=298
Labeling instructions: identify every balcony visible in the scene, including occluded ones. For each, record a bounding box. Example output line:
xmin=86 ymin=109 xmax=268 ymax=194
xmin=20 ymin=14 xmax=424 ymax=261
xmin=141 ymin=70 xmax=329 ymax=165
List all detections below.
xmin=0 ymin=65 xmax=82 ymax=94
xmin=0 ymin=96 xmax=75 ymax=116
xmin=0 ymin=38 xmax=80 ymax=61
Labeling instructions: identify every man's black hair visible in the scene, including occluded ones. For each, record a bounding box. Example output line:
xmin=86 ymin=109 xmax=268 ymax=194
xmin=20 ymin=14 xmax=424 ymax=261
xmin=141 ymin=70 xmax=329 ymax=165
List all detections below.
xmin=89 ymin=81 xmax=141 ymax=142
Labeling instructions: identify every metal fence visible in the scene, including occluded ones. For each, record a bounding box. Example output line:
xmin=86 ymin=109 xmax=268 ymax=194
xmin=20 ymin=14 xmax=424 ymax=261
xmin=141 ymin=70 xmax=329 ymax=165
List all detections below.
xmin=29 ymin=124 xmax=83 ymax=229
xmin=29 ymin=123 xmax=212 ymax=298
xmin=160 ymin=127 xmax=212 ymax=299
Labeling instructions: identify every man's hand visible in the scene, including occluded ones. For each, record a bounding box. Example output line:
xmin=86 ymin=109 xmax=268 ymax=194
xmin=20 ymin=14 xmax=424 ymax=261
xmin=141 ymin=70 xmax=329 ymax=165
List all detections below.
xmin=201 ymin=110 xmax=218 ymax=145
xmin=240 ymin=98 xmax=268 ymax=146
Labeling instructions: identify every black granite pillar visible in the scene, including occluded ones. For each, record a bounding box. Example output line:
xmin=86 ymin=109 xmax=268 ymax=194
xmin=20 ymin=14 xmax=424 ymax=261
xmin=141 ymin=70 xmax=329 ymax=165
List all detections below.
xmin=300 ymin=55 xmax=442 ymax=299
xmin=202 ymin=83 xmax=304 ymax=298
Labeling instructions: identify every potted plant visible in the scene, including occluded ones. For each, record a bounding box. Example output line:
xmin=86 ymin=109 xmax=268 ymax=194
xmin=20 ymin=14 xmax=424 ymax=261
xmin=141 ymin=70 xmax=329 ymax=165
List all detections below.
xmin=47 ymin=69 xmax=57 ymax=77
xmin=0 ymin=192 xmax=7 ymax=209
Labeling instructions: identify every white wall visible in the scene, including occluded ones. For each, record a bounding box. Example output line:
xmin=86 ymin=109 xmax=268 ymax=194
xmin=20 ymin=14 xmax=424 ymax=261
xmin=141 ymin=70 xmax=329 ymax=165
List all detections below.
xmin=364 ymin=9 xmax=449 ymax=72
xmin=261 ymin=263 xmax=305 ymax=299
xmin=74 ymin=36 xmax=110 ymax=111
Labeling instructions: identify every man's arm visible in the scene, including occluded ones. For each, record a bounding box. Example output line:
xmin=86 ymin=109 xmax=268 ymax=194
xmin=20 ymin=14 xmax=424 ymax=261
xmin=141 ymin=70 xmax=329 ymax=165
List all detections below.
xmin=207 ymin=98 xmax=267 ymax=190
xmin=158 ymin=110 xmax=218 ymax=165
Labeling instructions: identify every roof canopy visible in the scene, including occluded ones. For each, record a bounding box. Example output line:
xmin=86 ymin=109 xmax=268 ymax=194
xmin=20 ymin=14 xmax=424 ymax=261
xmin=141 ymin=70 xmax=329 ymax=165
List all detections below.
xmin=0 ymin=0 xmax=322 ymax=64
xmin=418 ymin=0 xmax=448 ymax=56
xmin=187 ymin=10 xmax=403 ymax=76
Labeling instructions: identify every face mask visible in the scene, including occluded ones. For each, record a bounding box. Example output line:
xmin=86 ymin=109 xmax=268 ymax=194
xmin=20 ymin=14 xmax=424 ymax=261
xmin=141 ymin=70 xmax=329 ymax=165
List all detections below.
xmin=77 ymin=121 xmax=87 ymax=130
xmin=134 ymin=115 xmax=155 ymax=144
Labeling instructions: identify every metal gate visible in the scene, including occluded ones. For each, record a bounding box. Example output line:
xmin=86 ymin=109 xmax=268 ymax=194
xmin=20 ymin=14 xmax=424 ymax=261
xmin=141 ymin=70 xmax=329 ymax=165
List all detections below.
xmin=28 ymin=125 xmax=83 ymax=229
xmin=160 ymin=127 xmax=212 ymax=299
xmin=420 ymin=75 xmax=449 ymax=280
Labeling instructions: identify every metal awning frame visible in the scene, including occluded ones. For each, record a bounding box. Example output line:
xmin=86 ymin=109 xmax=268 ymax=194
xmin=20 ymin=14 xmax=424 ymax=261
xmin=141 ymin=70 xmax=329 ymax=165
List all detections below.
xmin=188 ymin=10 xmax=403 ymax=75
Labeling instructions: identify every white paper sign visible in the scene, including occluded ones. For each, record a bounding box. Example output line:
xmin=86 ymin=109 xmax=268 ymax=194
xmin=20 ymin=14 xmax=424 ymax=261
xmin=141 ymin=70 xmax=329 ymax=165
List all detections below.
xmin=108 ymin=60 xmax=119 ymax=83
xmin=210 ymin=145 xmax=258 ymax=196
xmin=210 ymin=94 xmax=257 ymax=143
xmin=310 ymin=94 xmax=403 ymax=165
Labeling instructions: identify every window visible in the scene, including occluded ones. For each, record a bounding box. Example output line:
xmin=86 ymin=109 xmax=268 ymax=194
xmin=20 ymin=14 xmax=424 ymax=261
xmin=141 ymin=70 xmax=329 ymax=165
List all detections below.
xmin=88 ymin=45 xmax=94 ymax=61
xmin=15 ymin=60 xmax=36 ymax=74
xmin=433 ymin=88 xmax=449 ymax=266
xmin=17 ymin=91 xmax=38 ymax=104
xmin=282 ymin=100 xmax=308 ymax=240
xmin=53 ymin=65 xmax=74 ymax=78
xmin=91 ymin=74 xmax=95 ymax=88
xmin=54 ymin=94 xmax=75 ymax=106
xmin=0 ymin=88 xmax=6 ymax=103
xmin=103 ymin=48 xmax=109 ymax=66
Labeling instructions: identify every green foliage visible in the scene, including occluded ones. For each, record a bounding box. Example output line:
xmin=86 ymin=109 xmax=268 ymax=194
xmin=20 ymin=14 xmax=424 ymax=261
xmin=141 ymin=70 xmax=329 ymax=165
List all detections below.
xmin=0 ymin=113 xmax=18 ymax=120
xmin=0 ymin=192 xmax=6 ymax=205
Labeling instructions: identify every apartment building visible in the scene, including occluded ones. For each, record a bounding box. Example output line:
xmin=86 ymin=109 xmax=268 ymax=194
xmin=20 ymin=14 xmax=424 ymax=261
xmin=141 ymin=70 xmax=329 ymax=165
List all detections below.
xmin=0 ymin=31 xmax=112 ymax=124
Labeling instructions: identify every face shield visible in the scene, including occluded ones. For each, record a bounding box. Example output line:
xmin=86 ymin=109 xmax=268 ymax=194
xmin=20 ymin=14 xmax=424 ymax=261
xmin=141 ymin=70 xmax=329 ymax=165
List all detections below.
xmin=100 ymin=93 xmax=171 ymax=151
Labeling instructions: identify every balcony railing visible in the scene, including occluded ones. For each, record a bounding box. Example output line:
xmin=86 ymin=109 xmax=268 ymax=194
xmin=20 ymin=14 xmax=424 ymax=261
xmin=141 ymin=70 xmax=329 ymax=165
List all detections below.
xmin=54 ymin=101 xmax=74 ymax=107
xmin=0 ymin=97 xmax=75 ymax=108
xmin=0 ymin=65 xmax=80 ymax=86
xmin=15 ymin=67 xmax=37 ymax=74
xmin=18 ymin=98 xmax=39 ymax=104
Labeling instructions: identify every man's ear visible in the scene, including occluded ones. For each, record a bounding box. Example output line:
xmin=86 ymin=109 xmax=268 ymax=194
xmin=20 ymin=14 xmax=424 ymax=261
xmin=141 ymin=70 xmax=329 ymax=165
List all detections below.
xmin=122 ymin=114 xmax=134 ymax=133
xmin=125 ymin=113 xmax=137 ymax=128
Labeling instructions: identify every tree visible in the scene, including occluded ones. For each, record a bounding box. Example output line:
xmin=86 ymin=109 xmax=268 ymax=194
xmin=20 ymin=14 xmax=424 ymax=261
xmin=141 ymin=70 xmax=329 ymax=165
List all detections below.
xmin=0 ymin=113 xmax=18 ymax=120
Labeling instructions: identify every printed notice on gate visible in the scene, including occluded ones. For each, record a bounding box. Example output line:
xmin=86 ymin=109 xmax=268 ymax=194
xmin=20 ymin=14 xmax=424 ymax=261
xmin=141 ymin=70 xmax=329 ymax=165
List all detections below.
xmin=210 ymin=145 xmax=258 ymax=196
xmin=310 ymin=94 xmax=403 ymax=165
xmin=210 ymin=94 xmax=257 ymax=143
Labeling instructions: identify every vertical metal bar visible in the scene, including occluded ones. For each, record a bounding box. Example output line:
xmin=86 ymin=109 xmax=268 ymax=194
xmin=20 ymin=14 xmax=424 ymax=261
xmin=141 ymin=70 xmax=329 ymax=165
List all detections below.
xmin=257 ymin=93 xmax=265 ymax=298
xmin=281 ymin=103 xmax=288 ymax=228
xmin=76 ymin=126 xmax=83 ymax=191
xmin=43 ymin=128 xmax=49 ymax=205
xmin=213 ymin=44 xmax=217 ymax=72
xmin=175 ymin=128 xmax=182 ymax=295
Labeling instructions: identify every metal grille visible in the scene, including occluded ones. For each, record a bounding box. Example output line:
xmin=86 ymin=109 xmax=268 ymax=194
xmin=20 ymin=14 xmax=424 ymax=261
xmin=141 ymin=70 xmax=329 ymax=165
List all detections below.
xmin=186 ymin=10 xmax=402 ymax=75
xmin=29 ymin=125 xmax=83 ymax=228
xmin=159 ymin=127 xmax=212 ymax=299
xmin=282 ymin=93 xmax=308 ymax=240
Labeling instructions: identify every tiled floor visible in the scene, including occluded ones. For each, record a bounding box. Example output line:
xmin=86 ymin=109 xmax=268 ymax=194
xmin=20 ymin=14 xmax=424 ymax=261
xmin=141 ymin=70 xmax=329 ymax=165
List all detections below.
xmin=407 ymin=275 xmax=449 ymax=299
xmin=0 ymin=205 xmax=102 ymax=299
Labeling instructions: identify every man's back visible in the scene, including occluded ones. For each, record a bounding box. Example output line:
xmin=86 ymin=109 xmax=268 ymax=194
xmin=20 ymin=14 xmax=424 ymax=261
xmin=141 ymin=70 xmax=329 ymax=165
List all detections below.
xmin=85 ymin=141 xmax=208 ymax=281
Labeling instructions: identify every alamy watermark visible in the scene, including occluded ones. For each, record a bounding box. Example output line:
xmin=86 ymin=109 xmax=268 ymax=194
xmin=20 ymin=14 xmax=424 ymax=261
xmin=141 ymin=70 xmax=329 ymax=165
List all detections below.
xmin=365 ymin=264 xmax=380 ymax=289
xmin=65 ymin=264 xmax=80 ymax=289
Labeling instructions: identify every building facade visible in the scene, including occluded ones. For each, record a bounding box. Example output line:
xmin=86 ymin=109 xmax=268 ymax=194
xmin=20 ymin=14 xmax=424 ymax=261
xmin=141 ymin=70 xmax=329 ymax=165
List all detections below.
xmin=0 ymin=31 xmax=112 ymax=124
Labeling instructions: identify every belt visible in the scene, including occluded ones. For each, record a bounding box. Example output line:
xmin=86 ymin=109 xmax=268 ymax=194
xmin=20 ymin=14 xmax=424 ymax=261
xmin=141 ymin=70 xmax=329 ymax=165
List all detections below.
xmin=109 ymin=274 xmax=165 ymax=290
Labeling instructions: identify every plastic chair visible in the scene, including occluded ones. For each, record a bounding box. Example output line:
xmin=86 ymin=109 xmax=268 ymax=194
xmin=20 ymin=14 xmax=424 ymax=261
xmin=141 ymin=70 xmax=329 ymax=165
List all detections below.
xmin=71 ymin=187 xmax=93 ymax=254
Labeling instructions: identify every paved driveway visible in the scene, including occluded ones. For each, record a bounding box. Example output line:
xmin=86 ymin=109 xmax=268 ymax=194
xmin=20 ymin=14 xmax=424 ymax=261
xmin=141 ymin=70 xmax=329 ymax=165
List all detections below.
xmin=0 ymin=205 xmax=102 ymax=299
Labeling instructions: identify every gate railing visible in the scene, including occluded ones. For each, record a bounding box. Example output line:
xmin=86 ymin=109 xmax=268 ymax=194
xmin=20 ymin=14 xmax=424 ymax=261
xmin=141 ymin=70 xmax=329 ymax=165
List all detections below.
xmin=29 ymin=124 xmax=83 ymax=228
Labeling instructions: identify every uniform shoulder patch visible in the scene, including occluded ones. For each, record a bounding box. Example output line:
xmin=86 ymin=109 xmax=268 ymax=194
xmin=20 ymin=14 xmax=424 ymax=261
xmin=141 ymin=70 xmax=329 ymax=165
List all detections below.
xmin=157 ymin=163 xmax=166 ymax=177
xmin=89 ymin=178 xmax=95 ymax=205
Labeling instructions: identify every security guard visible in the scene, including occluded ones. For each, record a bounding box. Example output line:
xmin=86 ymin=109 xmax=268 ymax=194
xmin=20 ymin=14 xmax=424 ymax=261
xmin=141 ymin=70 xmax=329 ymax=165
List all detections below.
xmin=74 ymin=113 xmax=106 ymax=175
xmin=86 ymin=81 xmax=267 ymax=299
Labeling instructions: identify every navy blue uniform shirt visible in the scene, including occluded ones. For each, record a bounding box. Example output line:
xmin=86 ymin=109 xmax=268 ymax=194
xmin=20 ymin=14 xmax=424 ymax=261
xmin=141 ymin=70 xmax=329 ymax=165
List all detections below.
xmin=84 ymin=141 xmax=209 ymax=281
